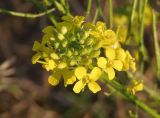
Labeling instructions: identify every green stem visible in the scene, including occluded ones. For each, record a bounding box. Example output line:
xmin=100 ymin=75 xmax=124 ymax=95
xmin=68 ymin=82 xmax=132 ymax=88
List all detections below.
xmin=86 ymin=0 xmax=92 ymax=17
xmin=139 ymin=0 xmax=148 ymax=72
xmin=31 ymin=0 xmax=57 ymax=25
xmin=131 ymin=0 xmax=138 ymax=23
xmin=138 ymin=0 xmax=143 ymax=20
xmin=144 ymin=86 xmax=160 ymax=102
xmin=128 ymin=0 xmax=138 ymax=32
xmin=152 ymin=10 xmax=160 ymax=79
xmin=127 ymin=72 xmax=160 ymax=104
xmin=102 ymin=75 xmax=160 ymax=118
xmin=96 ymin=0 xmax=104 ymax=19
xmin=108 ymin=0 xmax=113 ymax=28
xmin=0 ymin=8 xmax=55 ymax=18
xmin=92 ymin=9 xmax=99 ymax=24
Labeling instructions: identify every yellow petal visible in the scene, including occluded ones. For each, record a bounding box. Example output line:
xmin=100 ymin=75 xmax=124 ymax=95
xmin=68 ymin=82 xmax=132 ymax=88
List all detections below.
xmin=126 ymin=51 xmax=132 ymax=59
xmin=57 ymin=62 xmax=67 ymax=69
xmin=96 ymin=21 xmax=106 ymax=32
xmin=134 ymin=83 xmax=143 ymax=91
xmin=131 ymin=83 xmax=143 ymax=95
xmin=75 ymin=67 xmax=87 ymax=80
xmin=90 ymin=31 xmax=100 ymax=38
xmin=89 ymin=67 xmax=102 ymax=81
xmin=88 ymin=81 xmax=101 ymax=93
xmin=117 ymin=26 xmax=127 ymax=43
xmin=48 ymin=72 xmax=61 ymax=86
xmin=104 ymin=67 xmax=115 ymax=80
xmin=123 ymin=62 xmax=129 ymax=71
xmin=130 ymin=61 xmax=136 ymax=72
xmin=48 ymin=60 xmax=56 ymax=70
xmin=130 ymin=80 xmax=143 ymax=94
xmin=63 ymin=69 xmax=76 ymax=87
xmin=97 ymin=57 xmax=107 ymax=69
xmin=105 ymin=48 xmax=116 ymax=60
xmin=103 ymin=30 xmax=116 ymax=45
xmin=112 ymin=60 xmax=123 ymax=71
xmin=73 ymin=81 xmax=85 ymax=93
xmin=116 ymin=48 xmax=126 ymax=61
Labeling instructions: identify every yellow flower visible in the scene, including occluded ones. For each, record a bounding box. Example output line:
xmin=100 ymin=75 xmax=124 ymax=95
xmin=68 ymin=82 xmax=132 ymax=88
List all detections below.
xmin=97 ymin=48 xmax=124 ymax=80
xmin=103 ymin=30 xmax=116 ymax=46
xmin=116 ymin=26 xmax=128 ymax=43
xmin=48 ymin=69 xmax=61 ymax=86
xmin=48 ymin=68 xmax=76 ymax=87
xmin=123 ymin=51 xmax=136 ymax=72
xmin=73 ymin=67 xmax=102 ymax=93
xmin=43 ymin=59 xmax=56 ymax=71
xmin=128 ymin=79 xmax=143 ymax=95
xmin=90 ymin=22 xmax=116 ymax=47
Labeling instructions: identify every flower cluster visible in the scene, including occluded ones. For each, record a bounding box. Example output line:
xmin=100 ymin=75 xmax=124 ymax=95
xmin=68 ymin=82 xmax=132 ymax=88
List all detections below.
xmin=32 ymin=15 xmax=139 ymax=94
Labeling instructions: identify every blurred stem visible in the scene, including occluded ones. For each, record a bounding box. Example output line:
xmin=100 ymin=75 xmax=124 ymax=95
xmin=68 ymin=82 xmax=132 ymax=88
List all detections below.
xmin=96 ymin=0 xmax=104 ymax=19
xmin=130 ymin=0 xmax=137 ymax=27
xmin=0 ymin=8 xmax=55 ymax=18
xmin=92 ymin=9 xmax=99 ymax=24
xmin=65 ymin=0 xmax=71 ymax=15
xmin=102 ymin=74 xmax=160 ymax=118
xmin=138 ymin=0 xmax=143 ymax=20
xmin=86 ymin=0 xmax=92 ymax=17
xmin=139 ymin=0 xmax=148 ymax=73
xmin=144 ymin=86 xmax=160 ymax=102
xmin=128 ymin=0 xmax=138 ymax=32
xmin=31 ymin=0 xmax=57 ymax=25
xmin=108 ymin=0 xmax=113 ymax=28
xmin=92 ymin=0 xmax=102 ymax=24
xmin=92 ymin=0 xmax=104 ymax=23
xmin=152 ymin=10 xmax=160 ymax=79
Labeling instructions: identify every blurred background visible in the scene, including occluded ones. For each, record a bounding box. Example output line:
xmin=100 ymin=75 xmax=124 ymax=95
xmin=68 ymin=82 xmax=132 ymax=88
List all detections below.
xmin=0 ymin=0 xmax=160 ymax=118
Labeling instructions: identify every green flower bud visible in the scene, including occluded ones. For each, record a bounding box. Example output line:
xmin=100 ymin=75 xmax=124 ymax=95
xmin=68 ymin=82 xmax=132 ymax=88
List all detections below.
xmin=62 ymin=41 xmax=68 ymax=47
xmin=50 ymin=53 xmax=59 ymax=60
xmin=61 ymin=26 xmax=67 ymax=34
xmin=70 ymin=60 xmax=77 ymax=66
xmin=67 ymin=50 xmax=72 ymax=57
xmin=58 ymin=33 xmax=65 ymax=41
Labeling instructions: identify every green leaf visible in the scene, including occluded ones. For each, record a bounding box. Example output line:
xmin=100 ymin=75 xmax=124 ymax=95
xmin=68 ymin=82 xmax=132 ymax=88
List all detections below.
xmin=42 ymin=26 xmax=54 ymax=34
xmin=42 ymin=34 xmax=53 ymax=44
xmin=32 ymin=41 xmax=41 ymax=51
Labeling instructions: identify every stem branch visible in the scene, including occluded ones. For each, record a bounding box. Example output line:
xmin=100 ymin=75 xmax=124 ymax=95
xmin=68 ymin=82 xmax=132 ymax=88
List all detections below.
xmin=0 ymin=8 xmax=55 ymax=18
xmin=108 ymin=0 xmax=113 ymax=28
xmin=152 ymin=10 xmax=160 ymax=79
xmin=102 ymin=75 xmax=160 ymax=118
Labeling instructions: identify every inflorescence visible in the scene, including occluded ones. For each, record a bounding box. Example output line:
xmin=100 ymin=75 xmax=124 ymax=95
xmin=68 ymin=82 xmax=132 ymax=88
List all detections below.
xmin=32 ymin=16 xmax=142 ymax=94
